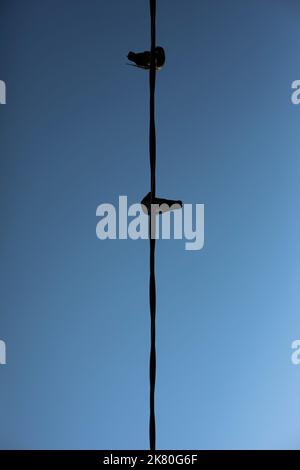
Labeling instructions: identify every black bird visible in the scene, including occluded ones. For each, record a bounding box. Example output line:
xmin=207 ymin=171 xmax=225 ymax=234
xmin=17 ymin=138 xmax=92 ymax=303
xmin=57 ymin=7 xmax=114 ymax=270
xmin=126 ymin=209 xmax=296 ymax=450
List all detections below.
xmin=127 ymin=47 xmax=166 ymax=70
xmin=141 ymin=192 xmax=182 ymax=215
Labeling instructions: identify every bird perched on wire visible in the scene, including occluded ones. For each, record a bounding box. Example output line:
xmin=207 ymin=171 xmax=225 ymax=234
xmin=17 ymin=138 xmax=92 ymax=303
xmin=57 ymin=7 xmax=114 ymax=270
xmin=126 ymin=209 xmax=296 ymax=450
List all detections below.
xmin=141 ymin=192 xmax=182 ymax=215
xmin=127 ymin=46 xmax=166 ymax=70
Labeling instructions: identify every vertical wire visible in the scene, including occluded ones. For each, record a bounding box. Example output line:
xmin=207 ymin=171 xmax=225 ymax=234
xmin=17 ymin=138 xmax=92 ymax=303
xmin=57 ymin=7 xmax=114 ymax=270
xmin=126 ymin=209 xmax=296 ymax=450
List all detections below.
xmin=149 ymin=0 xmax=157 ymax=452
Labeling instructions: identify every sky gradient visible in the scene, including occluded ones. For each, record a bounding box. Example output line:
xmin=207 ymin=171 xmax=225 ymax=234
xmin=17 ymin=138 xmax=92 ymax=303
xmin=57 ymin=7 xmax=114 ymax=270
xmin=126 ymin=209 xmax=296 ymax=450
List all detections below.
xmin=1 ymin=0 xmax=300 ymax=449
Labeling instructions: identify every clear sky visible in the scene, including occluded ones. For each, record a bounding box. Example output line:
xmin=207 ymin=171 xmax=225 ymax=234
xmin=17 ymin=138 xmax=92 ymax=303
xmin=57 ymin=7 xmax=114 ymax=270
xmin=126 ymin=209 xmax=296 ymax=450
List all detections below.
xmin=1 ymin=0 xmax=300 ymax=450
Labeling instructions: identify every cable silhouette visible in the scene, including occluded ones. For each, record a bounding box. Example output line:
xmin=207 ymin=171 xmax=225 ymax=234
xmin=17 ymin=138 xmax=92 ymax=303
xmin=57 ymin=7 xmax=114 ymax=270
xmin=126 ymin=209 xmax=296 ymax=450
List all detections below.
xmin=149 ymin=0 xmax=157 ymax=452
xmin=128 ymin=0 xmax=182 ymax=450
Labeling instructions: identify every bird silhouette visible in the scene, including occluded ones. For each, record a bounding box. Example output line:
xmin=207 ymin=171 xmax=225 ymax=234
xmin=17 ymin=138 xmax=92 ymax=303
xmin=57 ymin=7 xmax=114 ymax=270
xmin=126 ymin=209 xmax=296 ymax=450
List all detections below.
xmin=141 ymin=192 xmax=182 ymax=215
xmin=127 ymin=47 xmax=166 ymax=70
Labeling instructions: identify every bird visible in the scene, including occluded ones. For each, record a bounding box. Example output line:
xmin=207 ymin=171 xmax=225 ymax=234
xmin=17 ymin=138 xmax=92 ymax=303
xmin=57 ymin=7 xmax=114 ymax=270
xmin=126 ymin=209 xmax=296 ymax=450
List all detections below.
xmin=127 ymin=47 xmax=166 ymax=70
xmin=141 ymin=192 xmax=182 ymax=215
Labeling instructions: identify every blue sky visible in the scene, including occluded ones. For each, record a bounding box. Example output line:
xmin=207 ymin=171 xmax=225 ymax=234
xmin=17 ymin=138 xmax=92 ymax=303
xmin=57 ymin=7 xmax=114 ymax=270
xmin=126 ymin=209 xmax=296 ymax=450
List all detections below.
xmin=1 ymin=0 xmax=300 ymax=449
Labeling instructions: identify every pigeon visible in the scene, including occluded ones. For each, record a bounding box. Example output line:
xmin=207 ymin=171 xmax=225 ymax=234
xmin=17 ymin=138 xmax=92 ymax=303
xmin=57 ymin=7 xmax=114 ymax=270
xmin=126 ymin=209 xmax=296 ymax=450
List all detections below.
xmin=127 ymin=47 xmax=166 ymax=70
xmin=141 ymin=192 xmax=182 ymax=215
